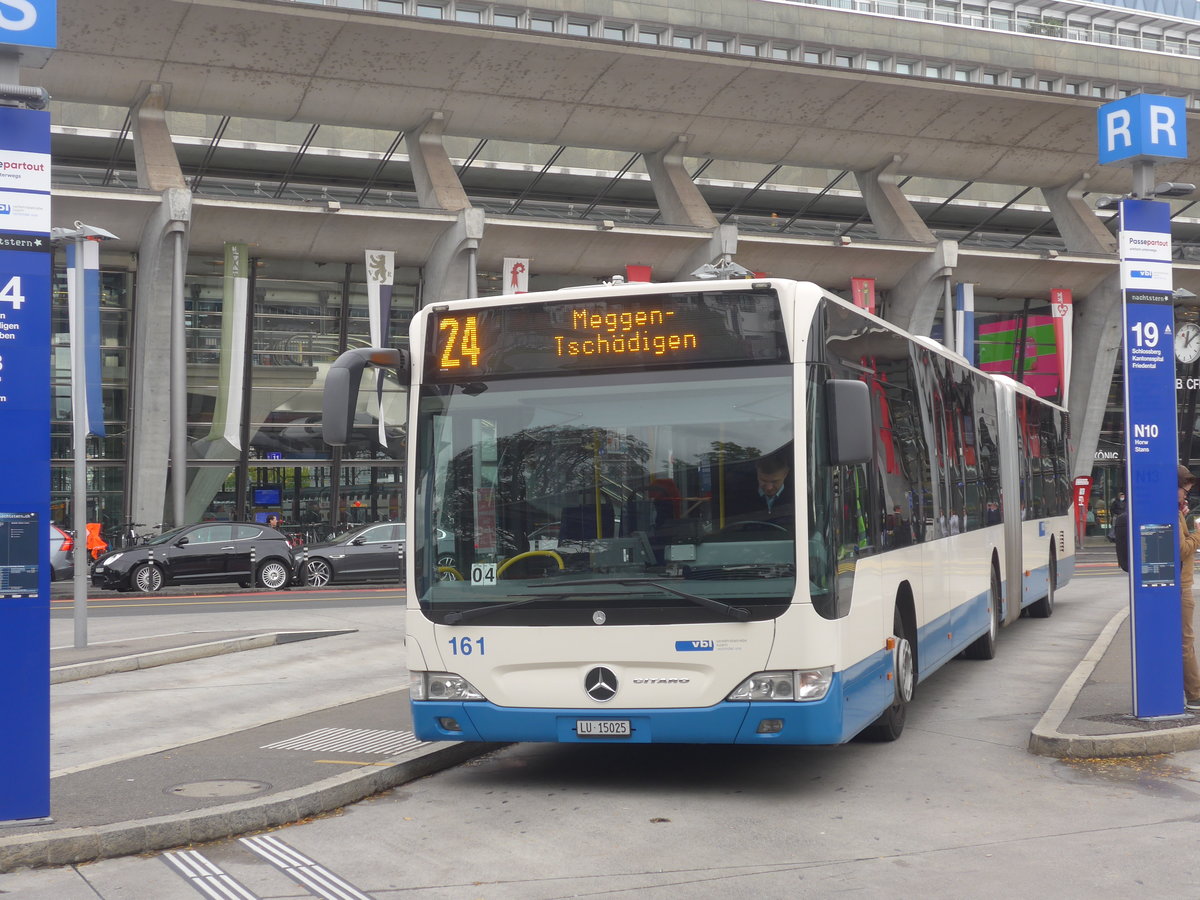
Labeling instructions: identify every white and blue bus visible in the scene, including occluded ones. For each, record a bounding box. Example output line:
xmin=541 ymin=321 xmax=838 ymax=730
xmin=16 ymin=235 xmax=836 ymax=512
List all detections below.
xmin=324 ymin=278 xmax=1073 ymax=744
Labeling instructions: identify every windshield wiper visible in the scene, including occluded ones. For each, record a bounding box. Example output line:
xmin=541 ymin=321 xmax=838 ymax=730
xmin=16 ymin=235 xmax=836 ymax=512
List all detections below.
xmin=549 ymin=578 xmax=751 ymax=621
xmin=441 ymin=578 xmax=752 ymax=624
xmin=443 ymin=592 xmax=583 ymax=625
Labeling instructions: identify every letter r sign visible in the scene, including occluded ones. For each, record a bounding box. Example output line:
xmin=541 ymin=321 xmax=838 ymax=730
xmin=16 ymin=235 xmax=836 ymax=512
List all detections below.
xmin=1098 ymin=95 xmax=1188 ymax=165
xmin=0 ymin=0 xmax=55 ymax=49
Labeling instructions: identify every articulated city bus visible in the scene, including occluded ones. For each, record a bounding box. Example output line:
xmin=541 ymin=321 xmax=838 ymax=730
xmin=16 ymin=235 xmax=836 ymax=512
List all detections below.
xmin=324 ymin=278 xmax=1073 ymax=744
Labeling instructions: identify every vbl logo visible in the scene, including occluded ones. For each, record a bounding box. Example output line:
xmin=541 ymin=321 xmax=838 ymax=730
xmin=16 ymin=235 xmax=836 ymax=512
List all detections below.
xmin=0 ymin=203 xmax=10 ymax=215
xmin=675 ymin=640 xmax=714 ymax=652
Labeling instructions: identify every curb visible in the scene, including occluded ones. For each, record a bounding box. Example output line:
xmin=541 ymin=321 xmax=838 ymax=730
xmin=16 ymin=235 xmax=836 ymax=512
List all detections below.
xmin=1028 ymin=607 xmax=1200 ymax=758
xmin=50 ymin=630 xmax=355 ymax=684
xmin=0 ymin=741 xmax=503 ymax=872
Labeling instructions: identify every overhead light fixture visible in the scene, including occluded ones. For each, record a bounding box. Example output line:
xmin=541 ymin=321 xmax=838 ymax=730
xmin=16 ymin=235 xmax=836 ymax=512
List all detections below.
xmin=326 ymin=200 xmax=342 ymax=212
xmin=1155 ymin=182 xmax=1196 ymax=198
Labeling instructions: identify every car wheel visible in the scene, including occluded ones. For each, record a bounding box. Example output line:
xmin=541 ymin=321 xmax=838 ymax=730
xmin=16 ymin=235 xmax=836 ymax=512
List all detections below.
xmin=304 ymin=558 xmax=333 ymax=588
xmin=257 ymin=559 xmax=291 ymax=591
xmin=131 ymin=563 xmax=164 ymax=593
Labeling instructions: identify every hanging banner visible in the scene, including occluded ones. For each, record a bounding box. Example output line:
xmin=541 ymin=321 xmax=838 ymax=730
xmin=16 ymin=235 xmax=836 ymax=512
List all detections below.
xmin=850 ymin=277 xmax=876 ymax=316
xmin=953 ymin=283 xmax=974 ymax=364
xmin=65 ymin=239 xmax=104 ymax=437
xmin=366 ymin=249 xmax=395 ymax=446
xmin=504 ymin=257 xmax=528 ymax=294
xmin=205 ymin=242 xmax=248 ymax=450
xmin=0 ymin=103 xmax=51 ymax=823
xmin=1050 ymin=289 xmax=1073 ymax=403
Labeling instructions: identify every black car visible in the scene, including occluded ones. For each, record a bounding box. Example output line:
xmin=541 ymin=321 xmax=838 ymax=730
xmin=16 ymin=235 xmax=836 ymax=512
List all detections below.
xmin=301 ymin=522 xmax=405 ymax=587
xmin=91 ymin=522 xmax=298 ymax=593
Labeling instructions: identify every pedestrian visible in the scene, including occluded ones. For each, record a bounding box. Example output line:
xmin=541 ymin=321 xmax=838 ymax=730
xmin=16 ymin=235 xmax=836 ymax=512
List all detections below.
xmin=265 ymin=513 xmax=281 ymax=530
xmin=1178 ymin=466 xmax=1200 ymax=711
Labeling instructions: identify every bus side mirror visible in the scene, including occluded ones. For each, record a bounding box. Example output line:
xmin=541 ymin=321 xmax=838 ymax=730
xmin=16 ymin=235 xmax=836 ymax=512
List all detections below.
xmin=825 ymin=379 xmax=872 ymax=465
xmin=322 ymin=347 xmax=409 ymax=446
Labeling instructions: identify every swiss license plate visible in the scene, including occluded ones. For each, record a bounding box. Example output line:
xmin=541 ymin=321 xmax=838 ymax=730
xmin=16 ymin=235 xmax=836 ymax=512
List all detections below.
xmin=576 ymin=719 xmax=631 ymax=738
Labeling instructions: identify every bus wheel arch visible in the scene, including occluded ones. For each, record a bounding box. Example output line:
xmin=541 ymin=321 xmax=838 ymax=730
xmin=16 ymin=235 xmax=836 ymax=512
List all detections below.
xmin=858 ymin=585 xmax=916 ymax=742
xmin=964 ymin=553 xmax=1002 ymax=660
xmin=1027 ymin=543 xmax=1056 ymax=619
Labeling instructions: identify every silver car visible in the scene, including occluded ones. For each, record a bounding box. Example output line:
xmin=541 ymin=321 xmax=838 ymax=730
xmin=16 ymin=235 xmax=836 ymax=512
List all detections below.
xmin=49 ymin=525 xmax=75 ymax=582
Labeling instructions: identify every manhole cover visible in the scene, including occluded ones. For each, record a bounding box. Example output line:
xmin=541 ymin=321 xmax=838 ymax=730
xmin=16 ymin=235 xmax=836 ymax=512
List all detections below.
xmin=166 ymin=779 xmax=271 ymax=798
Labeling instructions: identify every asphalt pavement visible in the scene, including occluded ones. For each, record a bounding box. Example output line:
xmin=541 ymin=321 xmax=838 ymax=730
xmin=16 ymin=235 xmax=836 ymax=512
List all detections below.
xmin=2 ymin=546 xmax=1198 ymax=873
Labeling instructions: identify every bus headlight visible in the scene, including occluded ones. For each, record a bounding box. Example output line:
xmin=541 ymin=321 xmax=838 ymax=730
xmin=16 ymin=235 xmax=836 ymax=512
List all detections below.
xmin=728 ymin=668 xmax=832 ymax=702
xmin=411 ymin=672 xmax=486 ymax=702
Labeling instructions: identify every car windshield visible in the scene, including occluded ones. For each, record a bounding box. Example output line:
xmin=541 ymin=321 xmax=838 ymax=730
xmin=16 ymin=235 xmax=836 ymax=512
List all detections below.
xmin=147 ymin=526 xmax=189 ymax=546
xmin=413 ymin=364 xmax=796 ymax=625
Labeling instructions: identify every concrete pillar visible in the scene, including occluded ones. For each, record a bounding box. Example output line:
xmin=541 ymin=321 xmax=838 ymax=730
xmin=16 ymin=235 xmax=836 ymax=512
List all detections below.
xmin=1066 ymin=272 xmax=1122 ymax=479
xmin=407 ymin=111 xmax=471 ymax=211
xmin=131 ymin=85 xmax=186 ymax=191
xmin=853 ymin=155 xmax=935 ymax=244
xmin=645 ymin=136 xmax=719 ymax=229
xmin=128 ymin=85 xmax=191 ymax=529
xmin=671 ymin=224 xmax=739 ymax=281
xmin=422 ymin=207 xmax=486 ymax=304
xmin=129 ymin=190 xmax=192 ymax=531
xmin=886 ymin=240 xmax=959 ymax=337
xmin=1043 ymin=175 xmax=1118 ymax=256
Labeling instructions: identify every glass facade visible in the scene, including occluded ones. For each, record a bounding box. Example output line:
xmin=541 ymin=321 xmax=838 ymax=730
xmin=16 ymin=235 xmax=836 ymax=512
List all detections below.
xmin=51 ymin=254 xmax=417 ymax=548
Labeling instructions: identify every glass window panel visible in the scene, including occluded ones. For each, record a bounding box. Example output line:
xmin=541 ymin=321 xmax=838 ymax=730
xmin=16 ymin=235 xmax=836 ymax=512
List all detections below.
xmin=494 ymin=12 xmax=518 ymax=27
xmin=416 ymin=4 xmax=443 ymax=18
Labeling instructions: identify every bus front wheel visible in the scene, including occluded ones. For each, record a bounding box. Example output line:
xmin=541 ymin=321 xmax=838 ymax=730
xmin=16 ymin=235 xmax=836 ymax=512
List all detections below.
xmin=859 ymin=609 xmax=914 ymax=742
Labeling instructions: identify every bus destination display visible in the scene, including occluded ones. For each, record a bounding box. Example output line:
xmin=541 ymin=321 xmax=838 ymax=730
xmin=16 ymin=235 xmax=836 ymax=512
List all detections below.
xmin=427 ymin=290 xmax=786 ymax=380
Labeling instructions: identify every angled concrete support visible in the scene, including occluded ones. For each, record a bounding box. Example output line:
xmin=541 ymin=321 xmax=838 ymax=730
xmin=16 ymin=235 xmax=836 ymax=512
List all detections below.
xmin=645 ymin=136 xmax=719 ymax=229
xmin=853 ymin=155 xmax=935 ymax=244
xmin=407 ymin=111 xmax=471 ymax=211
xmin=1043 ymin=175 xmax=1118 ymax=255
xmin=671 ymin=224 xmax=739 ymax=281
xmin=886 ymin=240 xmax=959 ymax=336
xmin=1067 ymin=272 xmax=1123 ymax=478
xmin=131 ymin=84 xmax=186 ymax=191
xmin=129 ymin=188 xmax=192 ymax=530
xmin=422 ymin=208 xmax=486 ymax=304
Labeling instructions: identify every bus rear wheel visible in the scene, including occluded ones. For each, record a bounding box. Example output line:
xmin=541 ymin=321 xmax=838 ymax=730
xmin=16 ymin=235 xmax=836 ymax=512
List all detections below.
xmin=964 ymin=563 xmax=1002 ymax=660
xmin=1027 ymin=548 xmax=1056 ymax=619
xmin=859 ymin=609 xmax=914 ymax=742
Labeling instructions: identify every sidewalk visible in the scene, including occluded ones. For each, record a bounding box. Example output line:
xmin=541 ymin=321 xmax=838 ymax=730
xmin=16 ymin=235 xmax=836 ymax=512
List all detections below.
xmin=1029 ymin=605 xmax=1200 ymax=758
xmin=4 ymin=553 xmax=1200 ymax=872
xmin=0 ymin=628 xmax=501 ymax=872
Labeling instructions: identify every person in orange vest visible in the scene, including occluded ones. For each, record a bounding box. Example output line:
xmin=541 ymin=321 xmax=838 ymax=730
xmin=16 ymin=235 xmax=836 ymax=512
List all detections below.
xmin=86 ymin=522 xmax=108 ymax=560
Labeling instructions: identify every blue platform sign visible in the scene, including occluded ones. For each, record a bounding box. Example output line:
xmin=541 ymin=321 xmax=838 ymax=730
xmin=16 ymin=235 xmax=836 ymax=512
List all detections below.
xmin=1119 ymin=199 xmax=1185 ymax=718
xmin=1098 ymin=95 xmax=1188 ymax=165
xmin=0 ymin=0 xmax=56 ymax=50
xmin=0 ymin=105 xmax=51 ymax=822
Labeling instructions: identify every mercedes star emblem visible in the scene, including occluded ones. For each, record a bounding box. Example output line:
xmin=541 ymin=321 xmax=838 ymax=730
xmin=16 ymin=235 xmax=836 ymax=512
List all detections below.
xmin=585 ymin=666 xmax=618 ymax=702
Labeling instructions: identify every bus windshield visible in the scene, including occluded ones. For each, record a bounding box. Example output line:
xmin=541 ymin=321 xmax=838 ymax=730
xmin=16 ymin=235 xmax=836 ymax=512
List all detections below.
xmin=413 ymin=365 xmax=795 ymax=625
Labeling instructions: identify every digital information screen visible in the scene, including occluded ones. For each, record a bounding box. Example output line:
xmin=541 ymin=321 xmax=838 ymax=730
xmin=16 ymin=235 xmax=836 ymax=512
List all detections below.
xmin=426 ymin=290 xmax=787 ymax=381
xmin=0 ymin=511 xmax=39 ymax=599
xmin=1139 ymin=523 xmax=1176 ymax=587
